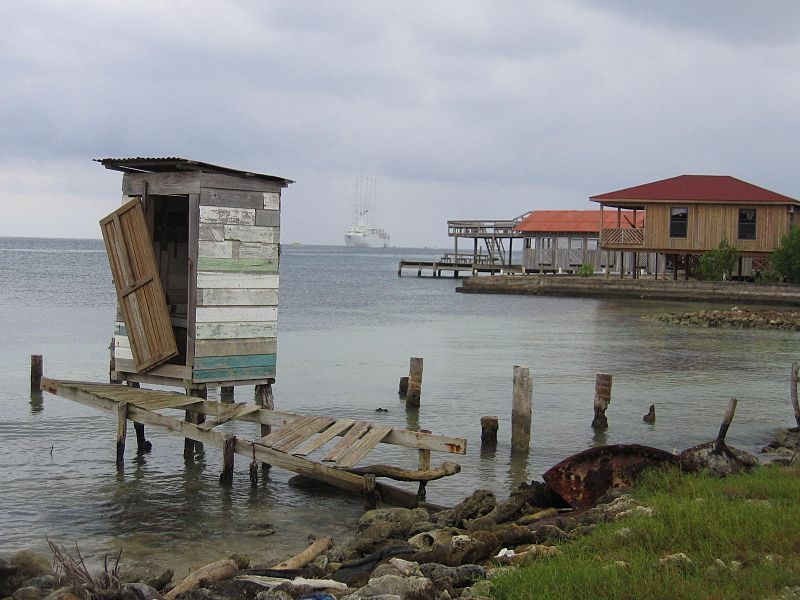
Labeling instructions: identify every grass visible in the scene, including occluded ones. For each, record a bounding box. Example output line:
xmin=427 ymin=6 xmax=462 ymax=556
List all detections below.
xmin=491 ymin=466 xmax=800 ymax=600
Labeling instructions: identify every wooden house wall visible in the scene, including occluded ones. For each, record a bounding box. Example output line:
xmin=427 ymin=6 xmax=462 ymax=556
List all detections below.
xmin=642 ymin=203 xmax=793 ymax=253
xmin=193 ymin=186 xmax=282 ymax=384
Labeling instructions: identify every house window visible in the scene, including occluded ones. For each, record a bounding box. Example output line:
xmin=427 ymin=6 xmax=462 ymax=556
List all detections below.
xmin=670 ymin=207 xmax=688 ymax=238
xmin=738 ymin=208 xmax=756 ymax=240
xmin=587 ymin=238 xmax=598 ymax=250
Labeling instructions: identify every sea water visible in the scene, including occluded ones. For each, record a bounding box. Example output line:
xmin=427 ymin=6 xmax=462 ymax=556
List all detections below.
xmin=0 ymin=237 xmax=796 ymax=572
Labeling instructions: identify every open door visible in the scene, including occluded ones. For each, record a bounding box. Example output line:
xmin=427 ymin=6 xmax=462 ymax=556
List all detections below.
xmin=101 ymin=197 xmax=178 ymax=372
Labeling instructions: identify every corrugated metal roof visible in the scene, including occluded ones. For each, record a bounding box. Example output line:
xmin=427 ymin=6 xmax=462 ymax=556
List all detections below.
xmin=514 ymin=210 xmax=644 ymax=233
xmin=94 ymin=157 xmax=294 ymax=185
xmin=590 ymin=175 xmax=797 ymax=204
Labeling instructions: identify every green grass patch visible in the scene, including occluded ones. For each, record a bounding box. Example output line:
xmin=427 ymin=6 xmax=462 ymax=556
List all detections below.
xmin=491 ymin=466 xmax=800 ymax=600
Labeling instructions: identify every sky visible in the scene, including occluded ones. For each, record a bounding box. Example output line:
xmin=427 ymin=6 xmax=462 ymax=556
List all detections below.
xmin=2 ymin=1 xmax=799 ymax=247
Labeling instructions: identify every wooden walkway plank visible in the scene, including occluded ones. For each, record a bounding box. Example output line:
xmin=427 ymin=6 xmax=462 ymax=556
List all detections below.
xmin=292 ymin=418 xmax=355 ymax=456
xmin=335 ymin=424 xmax=393 ymax=468
xmin=255 ymin=415 xmax=318 ymax=447
xmin=272 ymin=416 xmax=335 ymax=452
xmin=322 ymin=421 xmax=371 ymax=463
xmin=198 ymin=403 xmax=262 ymax=431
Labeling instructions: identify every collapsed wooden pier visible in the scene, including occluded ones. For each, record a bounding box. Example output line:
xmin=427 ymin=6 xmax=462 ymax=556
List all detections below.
xmin=41 ymin=378 xmax=467 ymax=508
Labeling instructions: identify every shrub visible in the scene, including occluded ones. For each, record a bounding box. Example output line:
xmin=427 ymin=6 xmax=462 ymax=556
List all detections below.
xmin=694 ymin=240 xmax=739 ymax=281
xmin=770 ymin=225 xmax=800 ymax=283
xmin=578 ymin=263 xmax=595 ymax=277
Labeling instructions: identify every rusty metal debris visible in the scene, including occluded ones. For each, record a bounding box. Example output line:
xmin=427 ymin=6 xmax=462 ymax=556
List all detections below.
xmin=542 ymin=444 xmax=677 ymax=510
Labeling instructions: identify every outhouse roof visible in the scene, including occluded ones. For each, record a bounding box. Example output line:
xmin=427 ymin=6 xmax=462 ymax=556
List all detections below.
xmin=95 ymin=157 xmax=295 ymax=185
xmin=590 ymin=175 xmax=797 ymax=204
xmin=514 ymin=210 xmax=644 ymax=234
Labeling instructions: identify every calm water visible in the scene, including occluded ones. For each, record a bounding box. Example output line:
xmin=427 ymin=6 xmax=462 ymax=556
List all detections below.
xmin=0 ymin=237 xmax=797 ymax=572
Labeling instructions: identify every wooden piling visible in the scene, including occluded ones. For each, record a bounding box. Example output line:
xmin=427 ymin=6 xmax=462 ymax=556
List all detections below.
xmin=398 ymin=376 xmax=409 ymax=397
xmin=30 ymin=355 xmax=43 ymax=390
xmin=116 ymin=401 xmax=128 ymax=468
xmin=715 ymin=397 xmax=738 ymax=451
xmin=511 ymin=366 xmax=532 ymax=452
xmin=643 ymin=404 xmax=656 ymax=424
xmin=407 ymin=357 xmax=423 ymax=407
xmin=185 ymin=387 xmax=207 ymax=457
xmin=481 ymin=416 xmax=499 ymax=446
xmin=255 ymin=383 xmax=274 ymax=471
xmin=126 ymin=381 xmax=151 ymax=453
xmin=109 ymin=340 xmax=121 ymax=384
xmin=417 ymin=429 xmax=431 ymax=503
xmin=792 ymin=362 xmax=800 ymax=428
xmin=220 ymin=435 xmax=236 ymax=485
xmin=220 ymin=385 xmax=235 ymax=404
xmin=592 ymin=373 xmax=612 ymax=429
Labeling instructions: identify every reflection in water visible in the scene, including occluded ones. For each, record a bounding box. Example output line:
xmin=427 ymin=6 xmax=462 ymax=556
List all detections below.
xmin=507 ymin=448 xmax=530 ymax=489
xmin=29 ymin=390 xmax=43 ymax=413
xmin=591 ymin=428 xmax=609 ymax=447
xmin=404 ymin=405 xmax=420 ymax=431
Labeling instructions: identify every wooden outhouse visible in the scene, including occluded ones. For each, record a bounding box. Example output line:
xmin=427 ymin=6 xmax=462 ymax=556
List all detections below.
xmin=97 ymin=157 xmax=293 ymax=390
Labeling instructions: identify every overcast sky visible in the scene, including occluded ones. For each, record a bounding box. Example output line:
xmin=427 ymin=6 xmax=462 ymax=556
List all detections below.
xmin=3 ymin=1 xmax=799 ymax=247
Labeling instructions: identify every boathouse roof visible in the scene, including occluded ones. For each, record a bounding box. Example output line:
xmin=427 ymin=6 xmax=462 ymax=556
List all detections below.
xmin=95 ymin=157 xmax=295 ymax=186
xmin=590 ymin=175 xmax=798 ymax=204
xmin=514 ymin=210 xmax=644 ymax=234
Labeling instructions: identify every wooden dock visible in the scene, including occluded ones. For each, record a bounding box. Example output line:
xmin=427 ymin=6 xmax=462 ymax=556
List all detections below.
xmin=41 ymin=378 xmax=467 ymax=508
xmin=398 ymin=254 xmax=523 ymax=277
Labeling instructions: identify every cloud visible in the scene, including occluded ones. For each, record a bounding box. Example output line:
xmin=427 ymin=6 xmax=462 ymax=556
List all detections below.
xmin=1 ymin=0 xmax=798 ymax=246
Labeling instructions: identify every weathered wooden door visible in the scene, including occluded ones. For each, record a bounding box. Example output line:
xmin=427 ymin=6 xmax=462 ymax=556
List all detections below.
xmin=100 ymin=198 xmax=178 ymax=372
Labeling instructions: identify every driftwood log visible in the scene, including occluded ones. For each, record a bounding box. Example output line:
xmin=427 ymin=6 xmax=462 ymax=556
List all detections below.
xmin=272 ymin=536 xmax=333 ymax=570
xmin=165 ymin=556 xmax=247 ymax=600
xmin=342 ymin=461 xmax=461 ymax=482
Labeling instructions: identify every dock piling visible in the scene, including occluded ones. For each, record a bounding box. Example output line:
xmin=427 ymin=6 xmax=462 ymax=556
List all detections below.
xmin=255 ymin=383 xmax=274 ymax=472
xmin=220 ymin=386 xmax=235 ymax=403
xmin=592 ymin=373 xmax=612 ymax=429
xmin=398 ymin=376 xmax=409 ymax=397
xmin=417 ymin=429 xmax=431 ymax=502
xmin=481 ymin=416 xmax=499 ymax=446
xmin=511 ymin=366 xmax=532 ymax=452
xmin=30 ymin=354 xmax=43 ymax=390
xmin=184 ymin=387 xmax=207 ymax=457
xmin=643 ymin=404 xmax=656 ymax=424
xmin=715 ymin=398 xmax=738 ymax=451
xmin=407 ymin=357 xmax=423 ymax=407
xmin=220 ymin=435 xmax=236 ymax=485
xmin=116 ymin=401 xmax=128 ymax=468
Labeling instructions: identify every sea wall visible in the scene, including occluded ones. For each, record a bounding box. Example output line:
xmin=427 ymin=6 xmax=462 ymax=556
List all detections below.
xmin=456 ymin=275 xmax=800 ymax=306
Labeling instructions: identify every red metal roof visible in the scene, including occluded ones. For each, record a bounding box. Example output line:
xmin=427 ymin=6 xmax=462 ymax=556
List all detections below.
xmin=590 ymin=175 xmax=797 ymax=204
xmin=514 ymin=210 xmax=643 ymax=233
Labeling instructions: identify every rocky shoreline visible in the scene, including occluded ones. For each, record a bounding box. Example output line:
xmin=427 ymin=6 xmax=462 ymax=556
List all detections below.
xmin=3 ymin=430 xmax=798 ymax=600
xmin=644 ymin=307 xmax=800 ymax=330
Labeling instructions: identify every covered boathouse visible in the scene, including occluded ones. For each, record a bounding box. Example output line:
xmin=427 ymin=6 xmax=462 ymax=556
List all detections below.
xmin=591 ymin=175 xmax=800 ymax=279
xmin=97 ymin=157 xmax=293 ymax=391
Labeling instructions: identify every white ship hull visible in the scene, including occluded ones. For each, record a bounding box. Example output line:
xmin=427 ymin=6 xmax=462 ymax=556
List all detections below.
xmin=344 ymin=228 xmax=389 ymax=248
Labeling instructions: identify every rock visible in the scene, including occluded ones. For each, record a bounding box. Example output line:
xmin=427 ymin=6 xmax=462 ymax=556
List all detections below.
xmin=124 ymin=583 xmax=164 ymax=600
xmin=458 ymin=580 xmax=494 ymax=599
xmin=255 ymin=591 xmax=293 ymax=600
xmin=331 ymin=543 xmax=414 ymax=587
xmin=449 ymin=536 xmax=477 ymax=552
xmin=418 ymin=564 xmax=485 ymax=589
xmin=408 ymin=529 xmax=461 ymax=552
xmin=370 ymin=559 xmax=422 ymax=580
xmin=350 ymin=522 xmax=408 ymax=554
xmin=464 ymin=495 xmax=526 ymax=531
xmin=512 ymin=480 xmax=569 ymax=509
xmin=615 ymin=505 xmax=654 ymax=519
xmin=19 ymin=578 xmax=53 ymax=591
xmin=658 ymin=553 xmax=696 ymax=572
xmin=528 ymin=524 xmax=569 ymax=544
xmin=358 ymin=508 xmax=429 ymax=536
xmin=516 ymin=508 xmax=558 ymax=525
xmin=406 ymin=522 xmax=438 ymax=537
xmin=143 ymin=570 xmax=173 ymax=591
xmin=495 ymin=545 xmax=560 ymax=565
xmin=679 ymin=442 xmax=759 ymax=476
xmin=9 ymin=552 xmax=51 ymax=581
xmin=568 ymin=524 xmax=596 ymax=538
xmin=349 ymin=575 xmax=434 ymax=599
xmin=13 ymin=587 xmax=47 ymax=600
xmin=433 ymin=490 xmax=496 ymax=528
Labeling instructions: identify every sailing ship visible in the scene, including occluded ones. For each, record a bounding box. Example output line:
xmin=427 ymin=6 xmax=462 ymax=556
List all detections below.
xmin=344 ymin=177 xmax=391 ymax=248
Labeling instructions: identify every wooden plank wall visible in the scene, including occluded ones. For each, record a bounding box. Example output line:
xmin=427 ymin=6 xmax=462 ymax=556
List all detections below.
xmin=643 ymin=203 xmax=793 ymax=252
xmin=193 ymin=186 xmax=282 ymax=383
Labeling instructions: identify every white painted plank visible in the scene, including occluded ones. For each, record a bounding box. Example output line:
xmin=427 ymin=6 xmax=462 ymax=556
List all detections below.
xmin=239 ymin=242 xmax=279 ymax=260
xmin=114 ymin=335 xmax=130 ymax=348
xmin=199 ymin=206 xmax=255 ymax=225
xmin=114 ymin=346 xmax=134 ymax=360
xmin=197 ymin=272 xmax=279 ymax=289
xmin=223 ymin=225 xmax=279 ymax=244
xmin=263 ymin=192 xmax=280 ymax=210
xmin=199 ymin=224 xmax=225 ymax=242
xmin=196 ymin=321 xmax=278 ymax=340
xmin=198 ymin=241 xmax=235 ymax=259
xmin=196 ymin=306 xmax=278 ymax=323
xmin=198 ymin=288 xmax=278 ymax=306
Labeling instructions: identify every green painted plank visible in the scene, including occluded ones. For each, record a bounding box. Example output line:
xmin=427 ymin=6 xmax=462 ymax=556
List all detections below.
xmin=194 ymin=354 xmax=277 ymax=370
xmin=197 ymin=257 xmax=279 ymax=273
xmin=192 ymin=365 xmax=277 ymax=383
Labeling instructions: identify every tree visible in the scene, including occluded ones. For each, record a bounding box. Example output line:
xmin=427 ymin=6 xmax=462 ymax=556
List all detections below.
xmin=694 ymin=239 xmax=739 ymax=281
xmin=771 ymin=225 xmax=800 ymax=283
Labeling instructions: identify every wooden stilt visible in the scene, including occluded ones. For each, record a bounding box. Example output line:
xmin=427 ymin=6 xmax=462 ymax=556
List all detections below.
xmin=220 ymin=435 xmax=236 ymax=485
xmin=116 ymin=401 xmax=128 ymax=468
xmin=125 ymin=381 xmax=151 ymax=453
xmin=220 ymin=385 xmax=234 ymax=404
xmin=417 ymin=429 xmax=431 ymax=503
xmin=792 ymin=362 xmax=800 ymax=428
xmin=407 ymin=357 xmax=423 ymax=407
xmin=255 ymin=383 xmax=274 ymax=472
xmin=184 ymin=387 xmax=207 ymax=457
xmin=511 ymin=366 xmax=532 ymax=452
xmin=592 ymin=373 xmax=612 ymax=429
xmin=31 ymin=355 xmax=43 ymax=390
xmin=715 ymin=398 xmax=738 ymax=451
xmin=481 ymin=415 xmax=499 ymax=446
xmin=109 ymin=340 xmax=121 ymax=384
xmin=643 ymin=404 xmax=656 ymax=424
xmin=398 ymin=376 xmax=409 ymax=396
